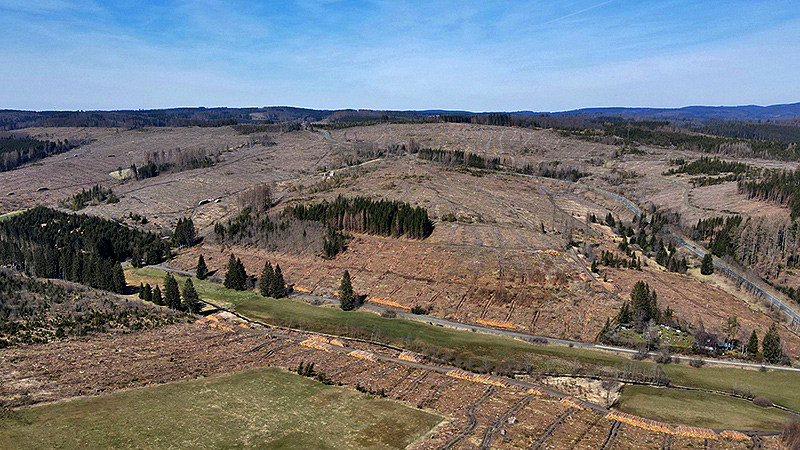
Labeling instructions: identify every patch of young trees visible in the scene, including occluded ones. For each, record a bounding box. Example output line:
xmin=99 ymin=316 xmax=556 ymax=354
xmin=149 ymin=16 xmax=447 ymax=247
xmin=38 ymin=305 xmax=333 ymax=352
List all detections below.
xmin=591 ymin=210 xmax=685 ymax=275
xmin=0 ymin=268 xmax=177 ymax=347
xmin=59 ymin=185 xmax=119 ymax=211
xmin=283 ymin=195 xmax=433 ymax=240
xmin=214 ymin=207 xmax=290 ymax=243
xmin=0 ymin=206 xmax=165 ymax=294
xmin=0 ymin=136 xmax=76 ymax=172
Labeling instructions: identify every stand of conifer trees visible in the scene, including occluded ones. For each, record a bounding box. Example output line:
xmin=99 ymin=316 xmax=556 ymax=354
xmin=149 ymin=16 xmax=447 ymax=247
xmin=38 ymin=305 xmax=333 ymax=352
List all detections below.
xmin=283 ymin=195 xmax=433 ymax=239
xmin=0 ymin=206 xmax=165 ymax=294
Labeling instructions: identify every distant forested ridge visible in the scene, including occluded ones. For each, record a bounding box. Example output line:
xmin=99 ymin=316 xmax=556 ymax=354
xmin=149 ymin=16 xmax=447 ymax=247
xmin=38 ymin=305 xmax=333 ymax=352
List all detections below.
xmin=0 ymin=207 xmax=165 ymax=293
xmin=0 ymin=136 xmax=76 ymax=172
xmin=283 ymin=195 xmax=433 ymax=239
xmin=696 ymin=122 xmax=800 ymax=143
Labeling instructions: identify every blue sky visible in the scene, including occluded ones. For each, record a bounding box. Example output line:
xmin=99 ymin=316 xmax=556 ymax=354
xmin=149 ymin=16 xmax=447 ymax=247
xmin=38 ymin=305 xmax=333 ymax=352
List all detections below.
xmin=1 ymin=0 xmax=799 ymax=111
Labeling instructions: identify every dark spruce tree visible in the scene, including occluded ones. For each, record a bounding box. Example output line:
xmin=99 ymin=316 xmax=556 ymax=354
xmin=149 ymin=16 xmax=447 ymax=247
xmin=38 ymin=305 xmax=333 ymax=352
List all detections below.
xmin=111 ymin=263 xmax=126 ymax=294
xmin=747 ymin=330 xmax=759 ymax=356
xmin=164 ymin=273 xmax=181 ymax=310
xmin=259 ymin=261 xmax=274 ymax=297
xmin=172 ymin=217 xmax=196 ymax=248
xmin=271 ymin=264 xmax=286 ymax=298
xmin=182 ymin=278 xmax=202 ymax=313
xmin=196 ymin=254 xmax=208 ymax=280
xmin=223 ymin=254 xmax=246 ymax=291
xmin=142 ymin=283 xmax=152 ymax=302
xmin=152 ymin=285 xmax=163 ymax=306
xmin=339 ymin=270 xmax=355 ymax=311
xmin=630 ymin=280 xmax=658 ymax=326
xmin=762 ymin=323 xmax=783 ymax=364
xmin=700 ymin=253 xmax=714 ymax=275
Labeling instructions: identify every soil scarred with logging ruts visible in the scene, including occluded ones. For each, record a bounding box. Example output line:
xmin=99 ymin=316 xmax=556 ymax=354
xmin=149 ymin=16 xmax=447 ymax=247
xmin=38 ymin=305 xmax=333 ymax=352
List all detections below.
xmin=1 ymin=122 xmax=798 ymax=356
xmin=0 ymin=320 xmax=773 ymax=449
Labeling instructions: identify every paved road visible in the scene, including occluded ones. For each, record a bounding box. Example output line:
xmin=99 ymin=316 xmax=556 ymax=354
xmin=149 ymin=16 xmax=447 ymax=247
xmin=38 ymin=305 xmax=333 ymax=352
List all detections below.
xmin=140 ymin=264 xmax=800 ymax=372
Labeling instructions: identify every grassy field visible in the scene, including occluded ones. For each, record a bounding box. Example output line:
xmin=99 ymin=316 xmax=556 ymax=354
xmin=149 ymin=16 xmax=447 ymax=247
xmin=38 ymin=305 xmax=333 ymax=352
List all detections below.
xmin=126 ymin=267 xmax=800 ymax=415
xmin=615 ymin=385 xmax=794 ymax=431
xmin=0 ymin=210 xmax=25 ymax=221
xmin=0 ymin=367 xmax=441 ymax=450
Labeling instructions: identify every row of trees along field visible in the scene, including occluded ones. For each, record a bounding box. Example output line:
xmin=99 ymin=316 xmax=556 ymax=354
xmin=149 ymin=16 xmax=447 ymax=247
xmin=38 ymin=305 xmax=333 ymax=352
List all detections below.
xmin=138 ymin=274 xmax=201 ymax=313
xmin=0 ymin=206 xmax=165 ymax=293
xmin=0 ymin=136 xmax=76 ymax=172
xmin=283 ymin=195 xmax=434 ymax=240
xmin=219 ymin=254 xmax=288 ymax=299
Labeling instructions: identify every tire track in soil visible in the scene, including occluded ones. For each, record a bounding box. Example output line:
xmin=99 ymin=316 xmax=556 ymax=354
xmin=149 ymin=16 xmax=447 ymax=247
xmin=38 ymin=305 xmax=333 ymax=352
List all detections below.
xmin=598 ymin=420 xmax=621 ymax=450
xmin=394 ymin=370 xmax=430 ymax=399
xmin=478 ymin=393 xmax=535 ymax=450
xmin=529 ymin=409 xmax=572 ymax=450
xmin=439 ymin=385 xmax=498 ymax=450
xmin=660 ymin=433 xmax=672 ymax=450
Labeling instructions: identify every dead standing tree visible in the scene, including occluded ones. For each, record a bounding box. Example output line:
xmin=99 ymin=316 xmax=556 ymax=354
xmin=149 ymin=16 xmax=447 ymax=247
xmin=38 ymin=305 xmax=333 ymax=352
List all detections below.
xmin=237 ymin=183 xmax=274 ymax=214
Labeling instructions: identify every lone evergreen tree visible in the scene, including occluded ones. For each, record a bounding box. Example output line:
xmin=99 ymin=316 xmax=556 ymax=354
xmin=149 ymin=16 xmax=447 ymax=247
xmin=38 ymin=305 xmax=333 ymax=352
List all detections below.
xmin=271 ymin=264 xmax=286 ymax=298
xmin=138 ymin=282 xmax=145 ymax=299
xmin=259 ymin=261 xmax=274 ymax=297
xmin=172 ymin=217 xmax=196 ymax=248
xmin=747 ymin=330 xmax=759 ymax=356
xmin=700 ymin=253 xmax=714 ymax=275
xmin=152 ymin=285 xmax=163 ymax=306
xmin=224 ymin=254 xmax=246 ymax=291
xmin=182 ymin=278 xmax=202 ymax=313
xmin=196 ymin=254 xmax=208 ymax=280
xmin=164 ymin=273 xmax=181 ymax=310
xmin=339 ymin=270 xmax=355 ymax=311
xmin=762 ymin=323 xmax=783 ymax=364
xmin=111 ymin=263 xmax=126 ymax=294
xmin=142 ymin=283 xmax=152 ymax=302
xmin=630 ymin=280 xmax=657 ymax=324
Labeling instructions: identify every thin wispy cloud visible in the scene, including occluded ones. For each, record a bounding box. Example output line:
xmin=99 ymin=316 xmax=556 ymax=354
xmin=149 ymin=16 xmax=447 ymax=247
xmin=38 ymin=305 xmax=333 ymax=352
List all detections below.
xmin=541 ymin=0 xmax=615 ymax=26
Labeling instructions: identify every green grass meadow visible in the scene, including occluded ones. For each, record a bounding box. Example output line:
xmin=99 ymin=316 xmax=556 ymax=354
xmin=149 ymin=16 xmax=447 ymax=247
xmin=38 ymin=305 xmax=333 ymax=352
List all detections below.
xmin=0 ymin=367 xmax=441 ymax=450
xmin=614 ymin=385 xmax=794 ymax=431
xmin=126 ymin=267 xmax=800 ymax=422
